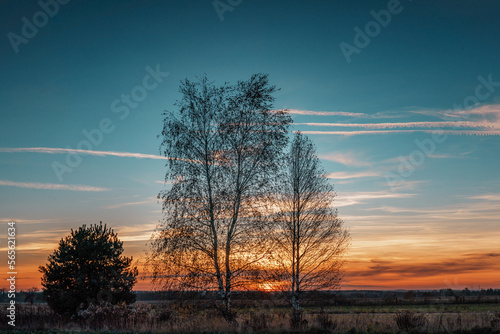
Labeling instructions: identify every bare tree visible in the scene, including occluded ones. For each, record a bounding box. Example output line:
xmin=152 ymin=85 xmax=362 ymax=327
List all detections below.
xmin=147 ymin=74 xmax=291 ymax=321
xmin=269 ymin=132 xmax=350 ymax=327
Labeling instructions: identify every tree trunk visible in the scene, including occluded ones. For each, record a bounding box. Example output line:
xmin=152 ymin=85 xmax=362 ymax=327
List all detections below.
xmin=222 ymin=292 xmax=234 ymax=322
xmin=291 ymin=291 xmax=302 ymax=328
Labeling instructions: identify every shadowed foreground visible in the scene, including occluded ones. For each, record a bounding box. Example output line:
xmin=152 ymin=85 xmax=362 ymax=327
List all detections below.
xmin=1 ymin=302 xmax=500 ymax=333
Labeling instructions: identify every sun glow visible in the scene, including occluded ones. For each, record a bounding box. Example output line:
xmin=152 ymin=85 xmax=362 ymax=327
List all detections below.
xmin=257 ymin=281 xmax=285 ymax=292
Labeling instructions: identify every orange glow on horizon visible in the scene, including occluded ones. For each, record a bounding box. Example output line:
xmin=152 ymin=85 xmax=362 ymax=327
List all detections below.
xmin=5 ymin=252 xmax=499 ymax=292
xmin=256 ymin=281 xmax=287 ymax=292
xmin=2 ymin=223 xmax=499 ymax=292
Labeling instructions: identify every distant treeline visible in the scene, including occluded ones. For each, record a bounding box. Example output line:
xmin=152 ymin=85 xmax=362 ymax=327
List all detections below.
xmin=2 ymin=288 xmax=499 ymax=306
xmin=135 ymin=288 xmax=499 ymax=298
xmin=132 ymin=289 xmax=500 ymax=309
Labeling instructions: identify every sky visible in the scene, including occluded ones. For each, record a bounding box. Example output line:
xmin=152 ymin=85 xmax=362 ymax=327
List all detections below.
xmin=1 ymin=0 xmax=499 ymax=291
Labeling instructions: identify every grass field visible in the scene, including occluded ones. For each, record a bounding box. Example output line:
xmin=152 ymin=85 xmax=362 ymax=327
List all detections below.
xmin=1 ymin=300 xmax=500 ymax=333
xmin=304 ymin=302 xmax=500 ymax=314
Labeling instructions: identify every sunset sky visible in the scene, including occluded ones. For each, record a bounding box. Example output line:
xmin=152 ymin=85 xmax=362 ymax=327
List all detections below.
xmin=1 ymin=0 xmax=499 ymax=291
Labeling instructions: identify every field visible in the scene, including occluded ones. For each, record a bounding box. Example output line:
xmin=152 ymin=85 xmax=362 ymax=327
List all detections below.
xmin=1 ymin=294 xmax=500 ymax=334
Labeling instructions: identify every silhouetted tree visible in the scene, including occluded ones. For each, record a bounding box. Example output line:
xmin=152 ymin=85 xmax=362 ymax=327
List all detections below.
xmin=39 ymin=222 xmax=137 ymax=316
xmin=148 ymin=73 xmax=291 ymax=321
xmin=268 ymin=132 xmax=350 ymax=327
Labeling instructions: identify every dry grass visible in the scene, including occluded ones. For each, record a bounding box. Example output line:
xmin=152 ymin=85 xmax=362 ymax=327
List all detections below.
xmin=1 ymin=302 xmax=500 ymax=333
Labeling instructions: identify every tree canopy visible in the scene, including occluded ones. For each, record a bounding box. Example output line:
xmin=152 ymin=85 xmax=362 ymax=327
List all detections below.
xmin=148 ymin=74 xmax=349 ymax=322
xmin=148 ymin=73 xmax=292 ymax=320
xmin=269 ymin=132 xmax=350 ymax=326
xmin=39 ymin=222 xmax=137 ymax=316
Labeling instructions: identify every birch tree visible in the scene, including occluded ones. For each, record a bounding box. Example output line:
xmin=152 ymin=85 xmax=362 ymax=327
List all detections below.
xmin=270 ymin=132 xmax=350 ymax=327
xmin=147 ymin=74 xmax=291 ymax=321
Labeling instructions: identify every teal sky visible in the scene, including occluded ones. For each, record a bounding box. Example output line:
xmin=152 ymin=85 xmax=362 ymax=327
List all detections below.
xmin=1 ymin=0 xmax=499 ymax=290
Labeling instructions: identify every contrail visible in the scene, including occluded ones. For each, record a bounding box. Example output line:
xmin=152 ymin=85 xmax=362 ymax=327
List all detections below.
xmin=299 ymin=130 xmax=500 ymax=136
xmin=0 ymin=147 xmax=197 ymax=162
xmin=284 ymin=109 xmax=369 ymax=117
xmin=296 ymin=121 xmax=495 ymax=129
xmin=0 ymin=180 xmax=108 ymax=192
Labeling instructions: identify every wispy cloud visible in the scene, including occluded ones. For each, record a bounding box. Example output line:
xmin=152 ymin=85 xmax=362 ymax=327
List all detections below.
xmin=0 ymin=241 xmax=60 ymax=252
xmin=360 ymin=198 xmax=500 ymax=224
xmin=320 ymin=152 xmax=370 ymax=167
xmin=156 ymin=175 xmax=184 ymax=185
xmin=297 ymin=121 xmax=494 ymax=129
xmin=325 ymin=170 xmax=381 ymax=180
xmin=385 ymin=180 xmax=427 ymax=192
xmin=335 ymin=191 xmax=415 ymax=207
xmin=0 ymin=218 xmax=57 ymax=224
xmin=468 ymin=194 xmax=500 ymax=201
xmin=115 ymin=223 xmax=158 ymax=242
xmin=365 ymin=206 xmax=423 ymax=214
xmin=301 ymin=130 xmax=500 ymax=136
xmin=285 ymin=109 xmax=400 ymax=119
xmin=412 ymin=104 xmax=500 ymax=122
xmin=353 ymin=252 xmax=500 ymax=278
xmin=428 ymin=151 xmax=472 ymax=159
xmin=104 ymin=200 xmax=154 ymax=209
xmin=290 ymin=104 xmax=500 ymax=136
xmin=342 ymin=191 xmax=415 ymax=201
xmin=0 ymin=180 xmax=108 ymax=191
xmin=0 ymin=147 xmax=195 ymax=162
xmin=286 ymin=109 xmax=370 ymax=117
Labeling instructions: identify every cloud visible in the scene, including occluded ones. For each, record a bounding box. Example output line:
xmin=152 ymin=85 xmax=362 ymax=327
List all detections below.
xmin=468 ymin=194 xmax=500 ymax=201
xmin=335 ymin=191 xmax=415 ymax=207
xmin=156 ymin=175 xmax=184 ymax=185
xmin=115 ymin=223 xmax=158 ymax=242
xmin=340 ymin=283 xmax=390 ymax=289
xmin=325 ymin=171 xmax=381 ymax=180
xmin=285 ymin=109 xmax=400 ymax=119
xmin=357 ymin=198 xmax=500 ymax=229
xmin=411 ymin=104 xmax=500 ymax=124
xmin=386 ymin=180 xmax=427 ymax=192
xmin=428 ymin=151 xmax=472 ymax=159
xmin=0 ymin=180 xmax=108 ymax=191
xmin=0 ymin=147 xmax=196 ymax=162
xmin=288 ymin=104 xmax=500 ymax=127
xmin=296 ymin=121 xmax=494 ymax=129
xmin=428 ymin=154 xmax=457 ymax=159
xmin=354 ymin=252 xmax=500 ymax=278
xmin=285 ymin=109 xmax=370 ymax=117
xmin=0 ymin=242 xmax=59 ymax=252
xmin=0 ymin=218 xmax=53 ymax=223
xmin=320 ymin=152 xmax=370 ymax=167
xmin=104 ymin=200 xmax=154 ymax=209
xmin=300 ymin=130 xmax=500 ymax=136
xmin=364 ymin=206 xmax=425 ymax=214
xmin=342 ymin=191 xmax=415 ymax=201
xmin=291 ymin=104 xmax=500 ymax=136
